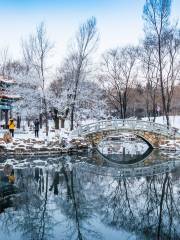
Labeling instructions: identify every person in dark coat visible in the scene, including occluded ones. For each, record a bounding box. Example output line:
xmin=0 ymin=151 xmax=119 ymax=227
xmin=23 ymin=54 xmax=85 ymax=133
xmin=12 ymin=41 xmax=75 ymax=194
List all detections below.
xmin=34 ymin=119 xmax=40 ymax=138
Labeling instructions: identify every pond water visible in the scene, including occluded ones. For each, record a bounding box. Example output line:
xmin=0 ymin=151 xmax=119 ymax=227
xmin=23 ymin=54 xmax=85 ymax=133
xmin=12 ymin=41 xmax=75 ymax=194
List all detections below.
xmin=0 ymin=136 xmax=180 ymax=240
xmin=98 ymin=134 xmax=151 ymax=164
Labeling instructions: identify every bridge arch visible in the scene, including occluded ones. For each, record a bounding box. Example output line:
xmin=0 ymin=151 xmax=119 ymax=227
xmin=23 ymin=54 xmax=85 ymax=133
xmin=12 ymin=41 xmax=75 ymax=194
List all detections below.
xmin=97 ymin=131 xmax=154 ymax=148
xmin=73 ymin=119 xmax=180 ymax=148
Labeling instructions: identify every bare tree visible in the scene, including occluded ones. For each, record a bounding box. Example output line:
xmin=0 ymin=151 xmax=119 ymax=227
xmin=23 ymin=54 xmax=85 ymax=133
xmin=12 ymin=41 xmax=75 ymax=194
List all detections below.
xmin=100 ymin=46 xmax=138 ymax=119
xmin=143 ymin=0 xmax=180 ymax=126
xmin=0 ymin=47 xmax=11 ymax=77
xmin=66 ymin=17 xmax=99 ymax=130
xmin=141 ymin=36 xmax=160 ymax=121
xmin=22 ymin=22 xmax=53 ymax=136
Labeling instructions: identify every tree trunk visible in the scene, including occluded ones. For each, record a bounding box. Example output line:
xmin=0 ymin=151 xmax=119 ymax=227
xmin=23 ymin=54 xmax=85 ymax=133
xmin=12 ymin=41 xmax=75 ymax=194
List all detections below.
xmin=152 ymin=99 xmax=156 ymax=122
xmin=165 ymin=114 xmax=170 ymax=127
xmin=45 ymin=113 xmax=49 ymax=137
xmin=60 ymin=118 xmax=65 ymax=128
xmin=123 ymin=92 xmax=127 ymax=119
xmin=5 ymin=110 xmax=8 ymax=129
xmin=54 ymin=117 xmax=59 ymax=129
xmin=157 ymin=173 xmax=168 ymax=240
xmin=158 ymin=36 xmax=169 ymax=126
xmin=17 ymin=115 xmax=21 ymax=129
xmin=39 ymin=113 xmax=42 ymax=129
xmin=70 ymin=105 xmax=75 ymax=131
xmin=43 ymin=94 xmax=49 ymax=136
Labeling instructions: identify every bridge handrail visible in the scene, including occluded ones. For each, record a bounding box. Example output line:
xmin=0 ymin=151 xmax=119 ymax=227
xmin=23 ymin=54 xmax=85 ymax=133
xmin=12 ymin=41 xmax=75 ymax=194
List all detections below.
xmin=79 ymin=119 xmax=177 ymax=130
xmin=75 ymin=159 xmax=180 ymax=178
xmin=75 ymin=119 xmax=180 ymax=137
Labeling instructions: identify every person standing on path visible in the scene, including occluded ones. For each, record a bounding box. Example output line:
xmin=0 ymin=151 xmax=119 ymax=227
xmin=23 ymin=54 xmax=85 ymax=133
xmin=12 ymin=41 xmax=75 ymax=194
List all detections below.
xmin=8 ymin=118 xmax=16 ymax=137
xmin=34 ymin=119 xmax=40 ymax=138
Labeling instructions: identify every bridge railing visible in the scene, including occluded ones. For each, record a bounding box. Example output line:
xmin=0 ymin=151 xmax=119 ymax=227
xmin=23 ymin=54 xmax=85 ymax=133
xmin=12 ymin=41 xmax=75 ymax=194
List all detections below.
xmin=74 ymin=119 xmax=180 ymax=138
xmin=75 ymin=159 xmax=180 ymax=178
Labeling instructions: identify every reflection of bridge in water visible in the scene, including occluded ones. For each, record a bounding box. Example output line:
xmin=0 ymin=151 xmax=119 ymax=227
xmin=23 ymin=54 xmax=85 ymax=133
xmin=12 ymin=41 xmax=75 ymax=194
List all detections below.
xmin=97 ymin=147 xmax=153 ymax=165
xmin=75 ymin=149 xmax=180 ymax=178
xmin=76 ymin=159 xmax=180 ymax=178
xmin=74 ymin=119 xmax=180 ymax=148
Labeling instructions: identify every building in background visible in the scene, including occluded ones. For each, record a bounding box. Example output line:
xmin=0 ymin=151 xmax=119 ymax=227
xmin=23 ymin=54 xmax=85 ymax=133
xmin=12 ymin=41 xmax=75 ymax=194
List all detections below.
xmin=0 ymin=76 xmax=20 ymax=128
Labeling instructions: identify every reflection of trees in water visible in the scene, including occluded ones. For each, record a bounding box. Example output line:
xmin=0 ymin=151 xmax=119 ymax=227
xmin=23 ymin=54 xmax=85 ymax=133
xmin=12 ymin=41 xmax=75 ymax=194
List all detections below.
xmin=0 ymin=158 xmax=180 ymax=240
xmin=0 ymin=167 xmax=55 ymax=240
xmin=16 ymin=166 xmax=179 ymax=240
xmin=141 ymin=173 xmax=180 ymax=240
xmin=0 ymin=162 xmax=102 ymax=240
xmin=59 ymin=162 xmax=180 ymax=239
xmin=56 ymin=164 xmax=102 ymax=240
xmin=94 ymin=172 xmax=180 ymax=240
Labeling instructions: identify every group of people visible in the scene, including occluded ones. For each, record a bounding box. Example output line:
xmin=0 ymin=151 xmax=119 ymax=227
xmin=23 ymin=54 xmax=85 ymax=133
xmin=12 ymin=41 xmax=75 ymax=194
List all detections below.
xmin=7 ymin=118 xmax=40 ymax=138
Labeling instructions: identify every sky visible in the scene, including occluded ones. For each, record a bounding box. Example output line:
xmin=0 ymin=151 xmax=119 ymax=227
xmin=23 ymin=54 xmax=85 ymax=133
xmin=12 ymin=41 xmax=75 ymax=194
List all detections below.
xmin=0 ymin=0 xmax=180 ymax=68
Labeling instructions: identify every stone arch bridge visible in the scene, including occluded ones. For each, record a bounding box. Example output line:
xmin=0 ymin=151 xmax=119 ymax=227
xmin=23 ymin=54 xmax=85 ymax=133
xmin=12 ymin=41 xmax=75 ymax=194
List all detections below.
xmin=74 ymin=119 xmax=180 ymax=148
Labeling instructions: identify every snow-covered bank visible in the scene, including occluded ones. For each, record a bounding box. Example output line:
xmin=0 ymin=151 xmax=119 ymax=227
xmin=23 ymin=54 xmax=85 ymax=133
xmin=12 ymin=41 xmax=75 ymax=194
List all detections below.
xmin=0 ymin=116 xmax=180 ymax=156
xmin=142 ymin=116 xmax=180 ymax=151
xmin=0 ymin=126 xmax=88 ymax=157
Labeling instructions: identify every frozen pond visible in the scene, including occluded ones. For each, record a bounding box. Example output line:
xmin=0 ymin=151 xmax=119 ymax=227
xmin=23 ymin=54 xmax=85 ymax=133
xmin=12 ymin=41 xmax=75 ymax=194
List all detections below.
xmin=0 ymin=137 xmax=180 ymax=240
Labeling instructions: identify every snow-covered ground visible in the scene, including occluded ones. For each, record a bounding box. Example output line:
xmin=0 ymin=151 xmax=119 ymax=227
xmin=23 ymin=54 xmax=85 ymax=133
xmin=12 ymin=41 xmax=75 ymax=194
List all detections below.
xmin=1 ymin=116 xmax=180 ymax=140
xmin=0 ymin=120 xmax=71 ymax=142
xmin=1 ymin=116 xmax=180 ymax=152
xmin=143 ymin=115 xmax=180 ymax=129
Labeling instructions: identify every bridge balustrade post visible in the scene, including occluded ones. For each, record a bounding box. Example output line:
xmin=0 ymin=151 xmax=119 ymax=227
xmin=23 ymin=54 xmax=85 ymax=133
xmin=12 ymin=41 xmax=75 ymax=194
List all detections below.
xmin=103 ymin=121 xmax=108 ymax=130
xmin=131 ymin=121 xmax=135 ymax=130
xmin=78 ymin=127 xmax=82 ymax=136
xmin=99 ymin=121 xmax=103 ymax=129
xmin=112 ymin=121 xmax=118 ymax=129
xmin=95 ymin=123 xmax=100 ymax=132
xmin=84 ymin=125 xmax=90 ymax=134
xmin=120 ymin=119 xmax=124 ymax=128
xmin=149 ymin=122 xmax=153 ymax=132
